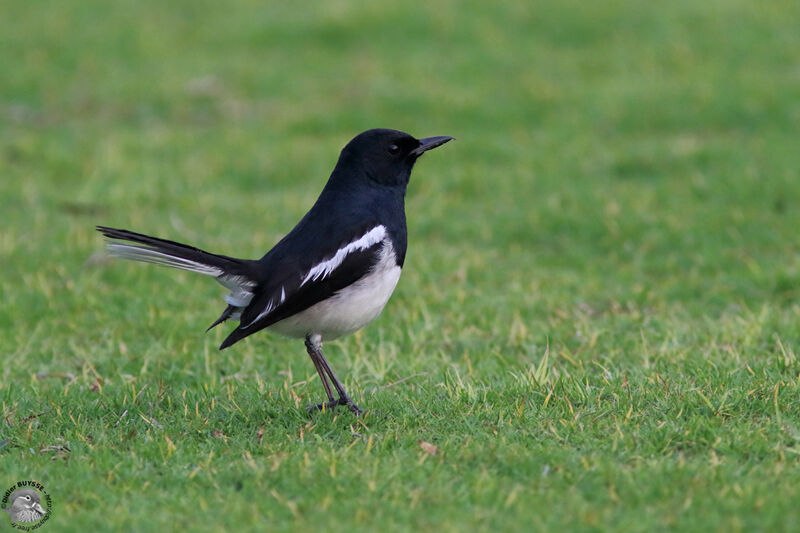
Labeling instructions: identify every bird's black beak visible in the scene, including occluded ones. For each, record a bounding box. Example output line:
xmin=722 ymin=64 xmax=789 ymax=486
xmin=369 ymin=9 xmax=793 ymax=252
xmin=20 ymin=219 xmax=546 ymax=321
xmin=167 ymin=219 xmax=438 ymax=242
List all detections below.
xmin=410 ymin=136 xmax=454 ymax=157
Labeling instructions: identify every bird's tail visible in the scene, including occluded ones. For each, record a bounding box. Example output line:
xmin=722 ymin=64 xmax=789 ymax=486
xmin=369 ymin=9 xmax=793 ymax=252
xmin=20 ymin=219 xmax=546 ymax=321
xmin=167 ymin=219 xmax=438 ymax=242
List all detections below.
xmin=96 ymin=226 xmax=258 ymax=330
xmin=97 ymin=226 xmax=250 ymax=276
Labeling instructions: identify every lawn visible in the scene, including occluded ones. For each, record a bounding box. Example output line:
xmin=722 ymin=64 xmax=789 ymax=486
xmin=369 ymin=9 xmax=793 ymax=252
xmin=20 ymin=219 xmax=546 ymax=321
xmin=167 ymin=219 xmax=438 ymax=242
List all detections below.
xmin=2 ymin=0 xmax=800 ymax=531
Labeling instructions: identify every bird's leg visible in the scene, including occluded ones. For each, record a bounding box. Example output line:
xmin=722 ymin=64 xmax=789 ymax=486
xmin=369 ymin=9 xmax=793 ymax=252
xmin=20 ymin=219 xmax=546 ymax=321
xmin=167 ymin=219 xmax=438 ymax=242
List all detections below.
xmin=304 ymin=334 xmax=362 ymax=416
xmin=304 ymin=336 xmax=336 ymax=409
xmin=311 ymin=354 xmax=336 ymax=402
xmin=315 ymin=349 xmax=362 ymax=416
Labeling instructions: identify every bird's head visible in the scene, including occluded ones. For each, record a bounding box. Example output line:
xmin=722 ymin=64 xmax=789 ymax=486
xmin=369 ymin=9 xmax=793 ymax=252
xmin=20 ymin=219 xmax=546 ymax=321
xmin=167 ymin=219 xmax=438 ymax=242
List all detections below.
xmin=6 ymin=488 xmax=46 ymax=518
xmin=335 ymin=129 xmax=453 ymax=188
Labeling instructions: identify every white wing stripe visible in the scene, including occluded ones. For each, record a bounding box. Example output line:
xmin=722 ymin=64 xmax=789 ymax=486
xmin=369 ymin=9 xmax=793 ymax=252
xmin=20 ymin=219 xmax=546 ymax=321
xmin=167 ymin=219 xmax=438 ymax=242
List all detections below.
xmin=300 ymin=226 xmax=386 ymax=286
xmin=242 ymin=226 xmax=387 ymax=329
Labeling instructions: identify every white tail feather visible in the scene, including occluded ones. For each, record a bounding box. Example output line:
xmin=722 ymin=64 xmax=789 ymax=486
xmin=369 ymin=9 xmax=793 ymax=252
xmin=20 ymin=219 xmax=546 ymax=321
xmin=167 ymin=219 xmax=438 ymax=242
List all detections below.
xmin=107 ymin=243 xmax=223 ymax=276
xmin=106 ymin=242 xmax=256 ymax=308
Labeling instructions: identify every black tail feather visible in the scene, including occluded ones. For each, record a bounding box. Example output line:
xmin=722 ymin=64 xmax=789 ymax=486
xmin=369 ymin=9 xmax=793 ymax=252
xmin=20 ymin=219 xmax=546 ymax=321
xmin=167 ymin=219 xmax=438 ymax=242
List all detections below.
xmin=206 ymin=305 xmax=236 ymax=332
xmin=98 ymin=226 xmax=258 ymax=338
xmin=96 ymin=226 xmax=249 ymax=275
xmin=220 ymin=326 xmax=248 ymax=350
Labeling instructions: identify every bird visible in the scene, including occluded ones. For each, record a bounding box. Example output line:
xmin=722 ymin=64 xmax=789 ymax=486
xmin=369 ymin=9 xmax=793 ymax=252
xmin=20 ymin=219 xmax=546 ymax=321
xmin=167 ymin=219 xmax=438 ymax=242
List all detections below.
xmin=4 ymin=488 xmax=46 ymax=523
xmin=97 ymin=128 xmax=453 ymax=415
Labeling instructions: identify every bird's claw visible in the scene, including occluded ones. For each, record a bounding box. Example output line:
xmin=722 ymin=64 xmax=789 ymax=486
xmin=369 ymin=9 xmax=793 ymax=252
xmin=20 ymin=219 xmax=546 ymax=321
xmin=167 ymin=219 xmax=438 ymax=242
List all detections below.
xmin=348 ymin=402 xmax=363 ymax=416
xmin=307 ymin=397 xmax=362 ymax=416
xmin=308 ymin=398 xmax=346 ymax=412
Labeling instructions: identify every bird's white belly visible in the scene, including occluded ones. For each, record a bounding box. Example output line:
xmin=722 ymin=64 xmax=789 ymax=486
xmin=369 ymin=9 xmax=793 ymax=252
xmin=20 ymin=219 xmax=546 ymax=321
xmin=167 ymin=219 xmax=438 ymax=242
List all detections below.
xmin=268 ymin=246 xmax=402 ymax=340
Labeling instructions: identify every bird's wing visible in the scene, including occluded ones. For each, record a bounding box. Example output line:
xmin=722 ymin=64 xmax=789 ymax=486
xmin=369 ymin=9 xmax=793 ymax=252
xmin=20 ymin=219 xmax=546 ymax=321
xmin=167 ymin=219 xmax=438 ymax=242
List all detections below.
xmin=219 ymin=225 xmax=388 ymax=348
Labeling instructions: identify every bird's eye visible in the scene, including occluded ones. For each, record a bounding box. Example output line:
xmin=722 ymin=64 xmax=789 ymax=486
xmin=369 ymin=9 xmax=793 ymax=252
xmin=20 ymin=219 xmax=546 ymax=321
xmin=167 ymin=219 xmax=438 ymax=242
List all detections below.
xmin=388 ymin=144 xmax=400 ymax=155
xmin=25 ymin=496 xmax=31 ymax=500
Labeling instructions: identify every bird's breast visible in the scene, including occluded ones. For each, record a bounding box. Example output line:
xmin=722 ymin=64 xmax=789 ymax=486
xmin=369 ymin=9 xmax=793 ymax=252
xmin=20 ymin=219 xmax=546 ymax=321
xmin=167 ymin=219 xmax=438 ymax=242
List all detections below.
xmin=13 ymin=509 xmax=43 ymax=523
xmin=268 ymin=239 xmax=402 ymax=340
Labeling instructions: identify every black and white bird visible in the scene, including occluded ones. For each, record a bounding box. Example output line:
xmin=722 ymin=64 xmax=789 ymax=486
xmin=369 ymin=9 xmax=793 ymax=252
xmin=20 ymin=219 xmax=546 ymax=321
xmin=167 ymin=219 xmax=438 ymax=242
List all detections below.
xmin=97 ymin=128 xmax=452 ymax=415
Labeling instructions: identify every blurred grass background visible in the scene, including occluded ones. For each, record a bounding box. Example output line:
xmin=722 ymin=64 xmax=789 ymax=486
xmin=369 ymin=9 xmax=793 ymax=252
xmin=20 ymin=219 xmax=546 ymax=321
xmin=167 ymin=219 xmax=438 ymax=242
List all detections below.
xmin=2 ymin=0 xmax=800 ymax=531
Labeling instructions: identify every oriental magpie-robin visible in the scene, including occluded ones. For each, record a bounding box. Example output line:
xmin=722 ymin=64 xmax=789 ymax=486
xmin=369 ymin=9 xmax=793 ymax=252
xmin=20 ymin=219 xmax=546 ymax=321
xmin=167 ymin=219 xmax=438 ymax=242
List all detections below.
xmin=97 ymin=129 xmax=453 ymax=415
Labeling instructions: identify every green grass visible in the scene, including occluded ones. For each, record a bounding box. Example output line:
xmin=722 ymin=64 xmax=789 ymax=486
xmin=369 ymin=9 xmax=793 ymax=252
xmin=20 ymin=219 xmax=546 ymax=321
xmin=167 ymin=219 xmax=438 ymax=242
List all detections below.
xmin=2 ymin=0 xmax=800 ymax=530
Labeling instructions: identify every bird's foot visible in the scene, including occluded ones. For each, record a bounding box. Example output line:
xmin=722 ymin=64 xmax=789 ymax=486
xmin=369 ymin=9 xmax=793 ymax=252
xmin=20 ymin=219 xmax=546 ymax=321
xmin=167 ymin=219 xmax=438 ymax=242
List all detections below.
xmin=346 ymin=401 xmax=363 ymax=417
xmin=307 ymin=397 xmax=362 ymax=416
xmin=307 ymin=397 xmax=347 ymax=413
xmin=337 ymin=393 xmax=363 ymax=416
